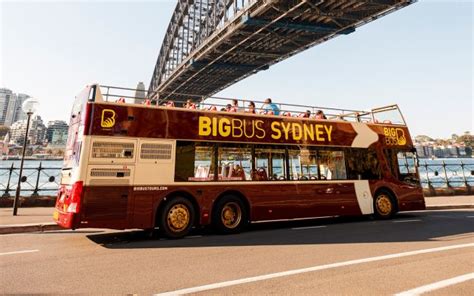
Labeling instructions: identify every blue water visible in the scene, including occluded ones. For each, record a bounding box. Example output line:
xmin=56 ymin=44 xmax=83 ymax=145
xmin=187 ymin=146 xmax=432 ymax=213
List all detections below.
xmin=0 ymin=158 xmax=473 ymax=195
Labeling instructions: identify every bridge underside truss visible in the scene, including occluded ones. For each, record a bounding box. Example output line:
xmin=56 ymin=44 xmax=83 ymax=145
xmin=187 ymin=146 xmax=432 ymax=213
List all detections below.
xmin=149 ymin=0 xmax=415 ymax=102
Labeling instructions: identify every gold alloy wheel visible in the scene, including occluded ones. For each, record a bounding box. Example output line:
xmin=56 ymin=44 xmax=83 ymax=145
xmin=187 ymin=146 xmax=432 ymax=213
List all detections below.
xmin=167 ymin=204 xmax=190 ymax=232
xmin=376 ymin=194 xmax=392 ymax=216
xmin=221 ymin=202 xmax=242 ymax=229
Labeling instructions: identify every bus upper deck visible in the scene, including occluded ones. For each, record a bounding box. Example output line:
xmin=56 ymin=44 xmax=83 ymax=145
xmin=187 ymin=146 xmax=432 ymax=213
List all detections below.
xmin=93 ymin=84 xmax=408 ymax=126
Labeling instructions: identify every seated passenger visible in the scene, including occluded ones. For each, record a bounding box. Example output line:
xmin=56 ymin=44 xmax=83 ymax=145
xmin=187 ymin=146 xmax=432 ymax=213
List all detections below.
xmin=184 ymin=99 xmax=197 ymax=109
xmin=314 ymin=110 xmax=327 ymax=119
xmin=231 ymin=99 xmax=239 ymax=112
xmin=116 ymin=97 xmax=126 ymax=103
xmin=164 ymin=101 xmax=175 ymax=108
xmin=207 ymin=105 xmax=217 ymax=111
xmin=261 ymin=98 xmax=280 ymax=115
xmin=225 ymin=103 xmax=237 ymax=112
xmin=246 ymin=101 xmax=256 ymax=114
xmin=298 ymin=110 xmax=311 ymax=118
xmin=142 ymin=99 xmax=151 ymax=106
xmin=282 ymin=112 xmax=292 ymax=117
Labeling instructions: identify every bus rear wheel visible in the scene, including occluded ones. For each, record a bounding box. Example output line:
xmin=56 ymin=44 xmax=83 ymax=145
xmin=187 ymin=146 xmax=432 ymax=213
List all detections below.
xmin=213 ymin=195 xmax=247 ymax=234
xmin=374 ymin=191 xmax=396 ymax=219
xmin=159 ymin=197 xmax=195 ymax=239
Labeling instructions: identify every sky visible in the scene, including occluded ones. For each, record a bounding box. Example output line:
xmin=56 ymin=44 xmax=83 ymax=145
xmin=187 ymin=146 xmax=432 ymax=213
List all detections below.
xmin=0 ymin=0 xmax=472 ymax=139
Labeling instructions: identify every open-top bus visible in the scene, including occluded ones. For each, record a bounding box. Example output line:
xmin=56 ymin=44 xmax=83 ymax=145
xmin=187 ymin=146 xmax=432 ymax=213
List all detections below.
xmin=54 ymin=84 xmax=425 ymax=238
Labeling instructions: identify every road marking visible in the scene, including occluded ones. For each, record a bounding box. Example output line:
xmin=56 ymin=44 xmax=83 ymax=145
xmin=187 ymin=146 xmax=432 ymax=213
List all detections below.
xmin=394 ymin=272 xmax=474 ymax=296
xmin=0 ymin=249 xmax=39 ymax=256
xmin=155 ymin=243 xmax=474 ymax=295
xmin=186 ymin=235 xmax=202 ymax=239
xmin=393 ymin=219 xmax=421 ymax=223
xmin=292 ymin=225 xmax=327 ymax=230
xmin=466 ymin=216 xmax=474 ymax=218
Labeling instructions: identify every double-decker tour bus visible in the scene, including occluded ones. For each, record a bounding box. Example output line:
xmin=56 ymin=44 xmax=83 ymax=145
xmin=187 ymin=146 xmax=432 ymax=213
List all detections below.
xmin=54 ymin=84 xmax=425 ymax=238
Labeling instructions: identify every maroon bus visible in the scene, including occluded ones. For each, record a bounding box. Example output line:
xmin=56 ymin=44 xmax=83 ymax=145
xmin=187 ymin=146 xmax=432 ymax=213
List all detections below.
xmin=54 ymin=84 xmax=425 ymax=238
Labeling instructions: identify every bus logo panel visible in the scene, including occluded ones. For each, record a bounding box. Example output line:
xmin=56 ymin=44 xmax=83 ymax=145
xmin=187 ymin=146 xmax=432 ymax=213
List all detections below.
xmin=101 ymin=109 xmax=116 ymax=128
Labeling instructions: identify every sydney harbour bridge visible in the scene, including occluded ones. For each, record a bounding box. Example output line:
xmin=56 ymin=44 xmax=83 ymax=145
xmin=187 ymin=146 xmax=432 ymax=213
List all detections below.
xmin=148 ymin=0 xmax=414 ymax=102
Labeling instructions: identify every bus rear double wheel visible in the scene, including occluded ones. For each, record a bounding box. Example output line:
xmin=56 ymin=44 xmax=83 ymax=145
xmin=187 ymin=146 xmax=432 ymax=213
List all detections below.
xmin=159 ymin=197 xmax=195 ymax=239
xmin=213 ymin=195 xmax=248 ymax=234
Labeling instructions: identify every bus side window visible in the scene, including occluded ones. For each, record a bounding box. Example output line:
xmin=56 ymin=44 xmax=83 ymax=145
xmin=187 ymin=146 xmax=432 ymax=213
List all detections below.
xmin=318 ymin=150 xmax=347 ymax=180
xmin=345 ymin=149 xmax=381 ymax=180
xmin=253 ymin=147 xmax=286 ymax=181
xmin=217 ymin=145 xmax=252 ymax=181
xmin=175 ymin=141 xmax=215 ymax=182
xmin=289 ymin=149 xmax=319 ymax=180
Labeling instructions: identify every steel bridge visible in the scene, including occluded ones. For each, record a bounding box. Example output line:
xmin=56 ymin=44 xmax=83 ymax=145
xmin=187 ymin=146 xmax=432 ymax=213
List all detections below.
xmin=148 ymin=0 xmax=415 ymax=102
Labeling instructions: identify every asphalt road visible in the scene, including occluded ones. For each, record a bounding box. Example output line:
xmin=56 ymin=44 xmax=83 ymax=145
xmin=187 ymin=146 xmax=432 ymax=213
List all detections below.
xmin=1 ymin=210 xmax=473 ymax=295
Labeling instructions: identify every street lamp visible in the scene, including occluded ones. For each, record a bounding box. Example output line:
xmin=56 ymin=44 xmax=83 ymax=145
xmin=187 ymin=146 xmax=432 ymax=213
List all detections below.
xmin=13 ymin=97 xmax=40 ymax=216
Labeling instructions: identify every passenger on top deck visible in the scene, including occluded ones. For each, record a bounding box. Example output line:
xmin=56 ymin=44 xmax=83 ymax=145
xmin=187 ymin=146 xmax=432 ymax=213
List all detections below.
xmin=231 ymin=99 xmax=240 ymax=112
xmin=298 ymin=110 xmax=311 ymax=118
xmin=315 ymin=110 xmax=327 ymax=119
xmin=184 ymin=99 xmax=197 ymax=109
xmin=246 ymin=101 xmax=256 ymax=114
xmin=225 ymin=103 xmax=237 ymax=112
xmin=261 ymin=98 xmax=280 ymax=115
xmin=164 ymin=101 xmax=175 ymax=107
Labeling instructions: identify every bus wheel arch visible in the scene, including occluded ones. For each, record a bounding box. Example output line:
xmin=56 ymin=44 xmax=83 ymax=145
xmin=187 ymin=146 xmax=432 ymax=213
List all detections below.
xmin=211 ymin=190 xmax=250 ymax=234
xmin=373 ymin=187 xmax=398 ymax=219
xmin=155 ymin=191 xmax=200 ymax=238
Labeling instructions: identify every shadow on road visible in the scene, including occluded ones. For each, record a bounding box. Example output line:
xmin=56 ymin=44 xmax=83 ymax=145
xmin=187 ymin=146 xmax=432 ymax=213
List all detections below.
xmin=86 ymin=210 xmax=474 ymax=249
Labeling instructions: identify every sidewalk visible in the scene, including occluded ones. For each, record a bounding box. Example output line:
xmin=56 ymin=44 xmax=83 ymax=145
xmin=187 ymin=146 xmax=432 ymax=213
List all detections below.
xmin=1 ymin=196 xmax=473 ymax=235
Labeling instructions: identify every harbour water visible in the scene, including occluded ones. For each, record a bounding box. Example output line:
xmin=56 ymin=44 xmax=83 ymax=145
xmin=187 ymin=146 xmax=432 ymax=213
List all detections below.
xmin=0 ymin=158 xmax=473 ymax=196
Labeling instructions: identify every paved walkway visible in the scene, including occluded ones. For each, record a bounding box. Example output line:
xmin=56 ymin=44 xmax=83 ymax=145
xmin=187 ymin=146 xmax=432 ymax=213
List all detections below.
xmin=0 ymin=195 xmax=472 ymax=234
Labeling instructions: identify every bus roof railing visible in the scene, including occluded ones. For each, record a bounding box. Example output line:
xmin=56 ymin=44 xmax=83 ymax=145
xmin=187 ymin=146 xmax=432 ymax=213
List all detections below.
xmin=96 ymin=84 xmax=406 ymax=126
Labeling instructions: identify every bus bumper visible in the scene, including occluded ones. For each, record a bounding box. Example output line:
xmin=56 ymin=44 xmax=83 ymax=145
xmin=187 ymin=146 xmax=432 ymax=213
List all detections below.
xmin=53 ymin=209 xmax=78 ymax=229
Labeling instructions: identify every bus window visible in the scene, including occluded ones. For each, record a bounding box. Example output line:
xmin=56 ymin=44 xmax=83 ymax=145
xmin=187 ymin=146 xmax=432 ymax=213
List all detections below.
xmin=397 ymin=151 xmax=420 ymax=185
xmin=253 ymin=147 xmax=286 ymax=181
xmin=345 ymin=149 xmax=381 ymax=180
xmin=289 ymin=149 xmax=319 ymax=180
xmin=175 ymin=141 xmax=215 ymax=182
xmin=218 ymin=145 xmax=252 ymax=181
xmin=319 ymin=150 xmax=347 ymax=180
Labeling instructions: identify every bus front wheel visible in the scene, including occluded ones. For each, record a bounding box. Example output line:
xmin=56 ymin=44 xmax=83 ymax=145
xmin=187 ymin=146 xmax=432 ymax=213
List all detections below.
xmin=213 ymin=195 xmax=247 ymax=234
xmin=159 ymin=197 xmax=195 ymax=239
xmin=373 ymin=191 xmax=396 ymax=219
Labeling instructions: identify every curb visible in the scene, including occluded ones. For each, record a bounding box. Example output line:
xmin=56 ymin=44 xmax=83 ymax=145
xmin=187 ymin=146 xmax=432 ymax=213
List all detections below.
xmin=425 ymin=204 xmax=473 ymax=211
xmin=0 ymin=223 xmax=62 ymax=235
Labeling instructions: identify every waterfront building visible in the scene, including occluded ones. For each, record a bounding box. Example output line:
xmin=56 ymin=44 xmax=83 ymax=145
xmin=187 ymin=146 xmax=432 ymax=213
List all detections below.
xmin=134 ymin=82 xmax=146 ymax=104
xmin=9 ymin=115 xmax=47 ymax=145
xmin=0 ymin=89 xmax=29 ymax=126
xmin=415 ymin=144 xmax=425 ymax=157
xmin=46 ymin=120 xmax=68 ymax=146
xmin=0 ymin=88 xmax=13 ymax=125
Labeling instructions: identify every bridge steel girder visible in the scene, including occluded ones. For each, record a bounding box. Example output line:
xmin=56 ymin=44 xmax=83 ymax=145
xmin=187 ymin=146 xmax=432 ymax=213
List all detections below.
xmin=149 ymin=0 xmax=416 ymax=102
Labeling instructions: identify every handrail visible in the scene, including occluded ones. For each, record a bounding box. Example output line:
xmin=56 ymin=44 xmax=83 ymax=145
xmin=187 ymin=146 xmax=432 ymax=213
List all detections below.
xmin=97 ymin=84 xmax=406 ymax=125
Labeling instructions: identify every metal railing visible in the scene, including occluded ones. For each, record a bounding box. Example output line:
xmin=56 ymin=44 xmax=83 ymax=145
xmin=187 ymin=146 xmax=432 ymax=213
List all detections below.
xmin=1 ymin=161 xmax=473 ymax=198
xmin=98 ymin=84 xmax=404 ymax=124
xmin=0 ymin=163 xmax=61 ymax=197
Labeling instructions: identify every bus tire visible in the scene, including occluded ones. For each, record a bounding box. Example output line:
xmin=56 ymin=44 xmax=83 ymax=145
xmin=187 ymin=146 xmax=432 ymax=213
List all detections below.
xmin=373 ymin=190 xmax=396 ymax=219
xmin=159 ymin=197 xmax=195 ymax=239
xmin=212 ymin=195 xmax=247 ymax=234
